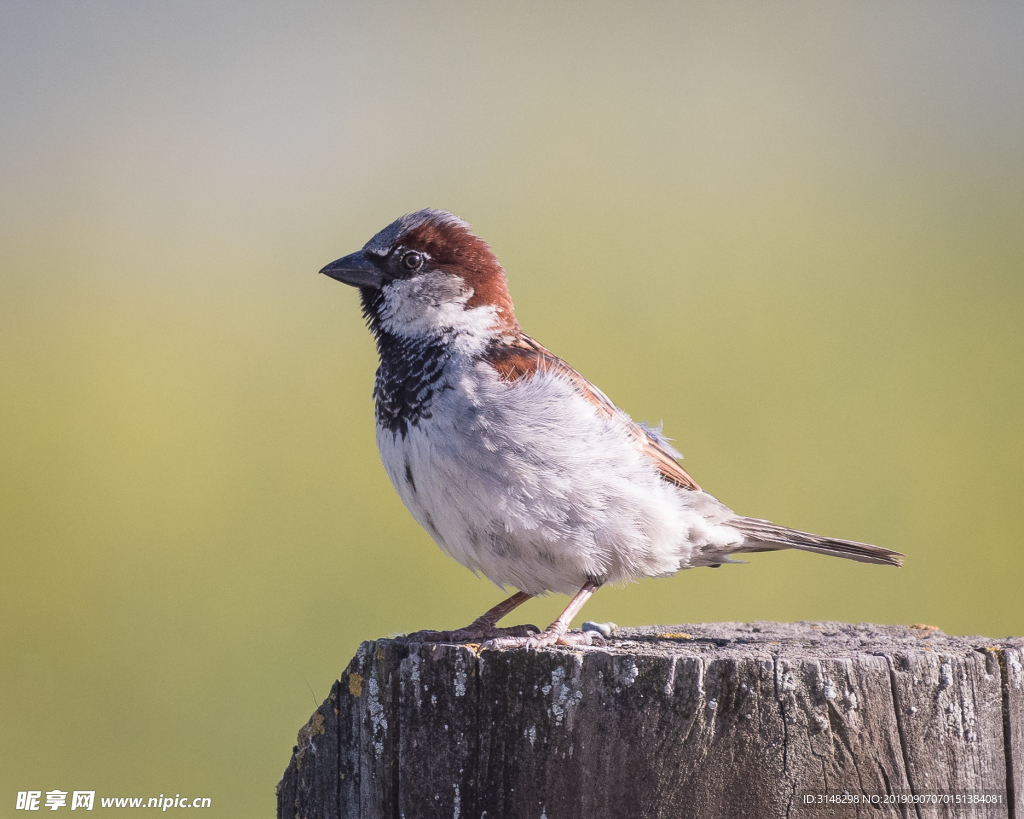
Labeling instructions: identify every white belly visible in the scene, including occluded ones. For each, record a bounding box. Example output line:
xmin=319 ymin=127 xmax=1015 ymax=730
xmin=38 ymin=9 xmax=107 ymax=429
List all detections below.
xmin=375 ymin=363 xmax=740 ymax=595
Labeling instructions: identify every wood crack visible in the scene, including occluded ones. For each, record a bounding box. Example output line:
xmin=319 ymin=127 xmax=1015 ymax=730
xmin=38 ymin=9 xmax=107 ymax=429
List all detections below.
xmin=998 ymin=648 xmax=1018 ymax=819
xmin=885 ymin=655 xmax=923 ymax=819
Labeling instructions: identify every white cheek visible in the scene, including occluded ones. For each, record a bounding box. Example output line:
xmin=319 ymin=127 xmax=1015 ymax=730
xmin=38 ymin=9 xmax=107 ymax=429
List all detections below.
xmin=379 ymin=272 xmax=499 ymax=346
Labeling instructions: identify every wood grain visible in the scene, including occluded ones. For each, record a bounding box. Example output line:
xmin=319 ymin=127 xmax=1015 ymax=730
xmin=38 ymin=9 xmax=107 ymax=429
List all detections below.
xmin=278 ymin=622 xmax=1023 ymax=818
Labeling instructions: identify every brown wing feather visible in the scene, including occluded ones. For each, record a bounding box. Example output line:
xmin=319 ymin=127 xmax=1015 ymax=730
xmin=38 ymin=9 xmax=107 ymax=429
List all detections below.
xmin=640 ymin=435 xmax=702 ymax=491
xmin=484 ymin=335 xmax=701 ymax=491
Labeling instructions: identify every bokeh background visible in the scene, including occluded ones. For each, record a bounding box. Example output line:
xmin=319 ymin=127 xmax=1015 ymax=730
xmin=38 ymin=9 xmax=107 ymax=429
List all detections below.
xmin=2 ymin=1 xmax=1022 ymax=814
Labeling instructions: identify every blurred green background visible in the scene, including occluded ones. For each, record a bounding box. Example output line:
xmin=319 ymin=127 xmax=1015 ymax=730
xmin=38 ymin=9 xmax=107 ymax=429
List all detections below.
xmin=2 ymin=1 xmax=1022 ymax=814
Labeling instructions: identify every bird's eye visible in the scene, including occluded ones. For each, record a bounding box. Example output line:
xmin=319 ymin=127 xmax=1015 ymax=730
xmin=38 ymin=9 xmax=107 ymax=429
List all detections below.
xmin=402 ymin=251 xmax=423 ymax=272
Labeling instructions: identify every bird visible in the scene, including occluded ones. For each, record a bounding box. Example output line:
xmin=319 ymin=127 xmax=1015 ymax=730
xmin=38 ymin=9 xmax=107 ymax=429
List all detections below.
xmin=320 ymin=209 xmax=903 ymax=649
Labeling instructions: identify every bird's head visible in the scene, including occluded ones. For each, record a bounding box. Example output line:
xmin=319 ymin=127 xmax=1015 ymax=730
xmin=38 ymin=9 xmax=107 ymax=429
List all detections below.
xmin=320 ymin=209 xmax=519 ymax=345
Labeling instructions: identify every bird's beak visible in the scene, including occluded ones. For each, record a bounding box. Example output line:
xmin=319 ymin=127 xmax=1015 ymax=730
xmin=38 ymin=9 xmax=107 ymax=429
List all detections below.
xmin=319 ymin=250 xmax=384 ymax=289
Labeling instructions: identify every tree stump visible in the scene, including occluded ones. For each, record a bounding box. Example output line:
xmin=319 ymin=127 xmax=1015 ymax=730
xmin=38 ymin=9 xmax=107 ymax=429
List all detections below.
xmin=277 ymin=622 xmax=1023 ymax=818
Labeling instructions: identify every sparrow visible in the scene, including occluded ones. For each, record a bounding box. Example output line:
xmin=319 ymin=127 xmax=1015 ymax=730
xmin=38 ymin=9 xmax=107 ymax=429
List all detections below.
xmin=320 ymin=209 xmax=903 ymax=649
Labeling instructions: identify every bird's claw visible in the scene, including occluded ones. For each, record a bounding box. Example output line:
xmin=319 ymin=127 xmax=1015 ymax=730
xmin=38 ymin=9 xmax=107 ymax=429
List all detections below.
xmin=403 ymin=623 xmax=540 ymax=644
xmin=482 ymin=628 xmax=607 ymax=651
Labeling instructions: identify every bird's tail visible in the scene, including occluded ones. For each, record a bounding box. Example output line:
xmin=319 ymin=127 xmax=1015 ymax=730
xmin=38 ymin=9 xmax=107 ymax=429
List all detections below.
xmin=729 ymin=516 xmax=904 ymax=567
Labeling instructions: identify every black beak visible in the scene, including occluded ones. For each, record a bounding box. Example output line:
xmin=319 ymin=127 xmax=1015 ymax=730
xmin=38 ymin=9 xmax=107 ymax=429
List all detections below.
xmin=319 ymin=250 xmax=384 ymax=289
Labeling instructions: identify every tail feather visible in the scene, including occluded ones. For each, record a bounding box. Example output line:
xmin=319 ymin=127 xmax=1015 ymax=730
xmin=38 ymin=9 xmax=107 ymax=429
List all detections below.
xmin=729 ymin=516 xmax=904 ymax=567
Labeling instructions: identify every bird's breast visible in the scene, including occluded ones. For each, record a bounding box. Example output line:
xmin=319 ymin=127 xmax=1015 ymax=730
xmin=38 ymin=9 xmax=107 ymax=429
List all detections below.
xmin=371 ymin=362 xmax=707 ymax=593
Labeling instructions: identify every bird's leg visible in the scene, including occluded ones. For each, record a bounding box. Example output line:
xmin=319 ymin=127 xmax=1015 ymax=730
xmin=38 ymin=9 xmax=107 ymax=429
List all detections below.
xmin=483 ymin=581 xmax=603 ymax=649
xmin=466 ymin=590 xmax=534 ymax=631
xmin=403 ymin=591 xmax=539 ymax=643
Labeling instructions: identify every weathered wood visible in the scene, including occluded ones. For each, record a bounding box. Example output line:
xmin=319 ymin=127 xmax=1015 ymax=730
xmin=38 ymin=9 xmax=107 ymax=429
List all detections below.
xmin=278 ymin=622 xmax=1023 ymax=818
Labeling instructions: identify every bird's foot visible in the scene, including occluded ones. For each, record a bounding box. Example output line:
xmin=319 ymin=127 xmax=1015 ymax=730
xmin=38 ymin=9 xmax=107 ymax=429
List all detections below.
xmin=403 ymin=623 xmax=540 ymax=644
xmin=482 ymin=627 xmax=606 ymax=651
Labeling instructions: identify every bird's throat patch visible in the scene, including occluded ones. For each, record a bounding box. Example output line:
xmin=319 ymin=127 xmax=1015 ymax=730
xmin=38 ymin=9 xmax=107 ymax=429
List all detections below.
xmin=373 ymin=333 xmax=454 ymax=437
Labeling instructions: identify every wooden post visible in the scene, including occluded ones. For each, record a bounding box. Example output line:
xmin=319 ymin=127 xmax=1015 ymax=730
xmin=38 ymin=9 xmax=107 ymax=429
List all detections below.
xmin=277 ymin=622 xmax=1023 ymax=818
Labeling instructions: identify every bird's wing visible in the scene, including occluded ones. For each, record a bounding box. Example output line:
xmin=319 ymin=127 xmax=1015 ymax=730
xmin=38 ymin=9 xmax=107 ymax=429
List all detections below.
xmin=484 ymin=335 xmax=702 ymax=492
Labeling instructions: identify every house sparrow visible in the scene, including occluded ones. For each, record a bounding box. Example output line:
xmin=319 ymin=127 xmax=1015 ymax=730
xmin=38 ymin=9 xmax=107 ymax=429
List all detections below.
xmin=320 ymin=209 xmax=903 ymax=649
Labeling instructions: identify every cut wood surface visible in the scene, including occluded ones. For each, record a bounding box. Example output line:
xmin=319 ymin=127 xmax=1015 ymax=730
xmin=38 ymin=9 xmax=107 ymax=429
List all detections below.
xmin=277 ymin=622 xmax=1024 ymax=818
